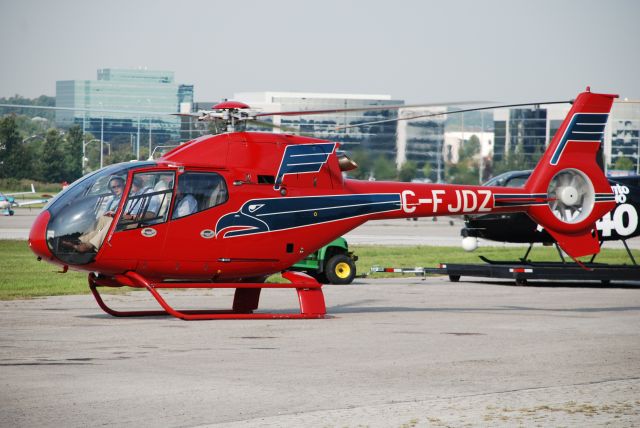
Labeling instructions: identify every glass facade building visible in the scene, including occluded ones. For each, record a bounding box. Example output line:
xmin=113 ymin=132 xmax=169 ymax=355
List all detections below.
xmin=610 ymin=101 xmax=640 ymax=173
xmin=56 ymin=69 xmax=194 ymax=147
xmin=491 ymin=101 xmax=640 ymax=174
xmin=493 ymin=108 xmax=548 ymax=165
xmin=397 ymin=107 xmax=446 ymax=178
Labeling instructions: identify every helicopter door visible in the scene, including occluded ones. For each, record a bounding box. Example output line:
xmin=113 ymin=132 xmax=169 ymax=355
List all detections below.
xmin=161 ymin=171 xmax=230 ymax=277
xmin=101 ymin=171 xmax=175 ymax=272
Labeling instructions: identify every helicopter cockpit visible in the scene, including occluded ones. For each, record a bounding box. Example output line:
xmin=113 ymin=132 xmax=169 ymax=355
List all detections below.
xmin=44 ymin=161 xmax=156 ymax=265
xmin=42 ymin=161 xmax=231 ymax=266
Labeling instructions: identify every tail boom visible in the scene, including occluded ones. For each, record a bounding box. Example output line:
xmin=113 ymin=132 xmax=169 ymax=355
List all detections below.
xmin=343 ymin=88 xmax=617 ymax=260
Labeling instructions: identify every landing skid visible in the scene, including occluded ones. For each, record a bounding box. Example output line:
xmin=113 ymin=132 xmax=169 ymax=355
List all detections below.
xmin=88 ymin=271 xmax=326 ymax=320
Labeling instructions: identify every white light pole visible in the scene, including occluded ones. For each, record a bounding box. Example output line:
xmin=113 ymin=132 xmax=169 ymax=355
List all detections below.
xmin=100 ymin=116 xmax=104 ymax=168
xmin=136 ymin=116 xmax=141 ymax=160
xmin=637 ymin=137 xmax=639 ymax=175
xmin=146 ymin=98 xmax=152 ymax=159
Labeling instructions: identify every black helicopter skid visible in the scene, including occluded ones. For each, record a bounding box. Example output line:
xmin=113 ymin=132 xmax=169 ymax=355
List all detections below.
xmin=88 ymin=271 xmax=326 ymax=320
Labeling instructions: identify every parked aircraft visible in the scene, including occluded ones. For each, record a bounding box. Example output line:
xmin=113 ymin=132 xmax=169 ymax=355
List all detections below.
xmin=28 ymin=89 xmax=618 ymax=319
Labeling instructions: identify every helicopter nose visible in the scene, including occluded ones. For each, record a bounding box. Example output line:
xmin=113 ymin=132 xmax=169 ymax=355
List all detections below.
xmin=29 ymin=210 xmax=53 ymax=260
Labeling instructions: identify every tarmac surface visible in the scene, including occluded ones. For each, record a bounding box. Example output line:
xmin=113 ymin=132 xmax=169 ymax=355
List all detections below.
xmin=2 ymin=277 xmax=640 ymax=427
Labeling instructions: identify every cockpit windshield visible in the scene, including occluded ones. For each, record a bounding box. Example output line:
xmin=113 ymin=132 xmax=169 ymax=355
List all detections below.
xmin=45 ymin=161 xmax=155 ymax=265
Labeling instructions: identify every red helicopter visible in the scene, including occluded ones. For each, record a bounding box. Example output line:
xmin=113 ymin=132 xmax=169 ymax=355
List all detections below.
xmin=29 ymin=88 xmax=618 ymax=320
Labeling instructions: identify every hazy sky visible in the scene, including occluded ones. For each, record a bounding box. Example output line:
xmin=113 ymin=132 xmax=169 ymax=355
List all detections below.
xmin=1 ymin=0 xmax=639 ymax=104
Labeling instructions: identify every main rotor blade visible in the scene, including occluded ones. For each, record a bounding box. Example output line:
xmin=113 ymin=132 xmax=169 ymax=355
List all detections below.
xmin=246 ymin=119 xmax=298 ymax=133
xmin=2 ymin=99 xmax=633 ymax=120
xmin=246 ymin=119 xmax=314 ymax=137
xmin=252 ymin=101 xmax=488 ymax=118
xmin=171 ymin=112 xmax=201 ymax=118
xmin=245 ymin=119 xmax=281 ymax=129
xmin=334 ymin=100 xmax=572 ymax=130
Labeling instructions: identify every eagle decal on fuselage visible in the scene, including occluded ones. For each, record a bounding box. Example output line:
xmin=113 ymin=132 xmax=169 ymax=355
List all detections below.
xmin=215 ymin=194 xmax=402 ymax=238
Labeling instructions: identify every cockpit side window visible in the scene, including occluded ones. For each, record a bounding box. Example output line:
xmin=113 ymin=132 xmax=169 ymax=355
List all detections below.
xmin=116 ymin=171 xmax=175 ymax=231
xmin=44 ymin=161 xmax=155 ymax=265
xmin=172 ymin=172 xmax=228 ymax=219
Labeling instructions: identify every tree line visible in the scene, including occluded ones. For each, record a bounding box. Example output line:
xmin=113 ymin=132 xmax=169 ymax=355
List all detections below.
xmin=0 ymin=114 xmax=83 ymax=183
xmin=0 ymin=110 xmax=148 ymax=186
xmin=0 ymin=95 xmax=55 ymax=120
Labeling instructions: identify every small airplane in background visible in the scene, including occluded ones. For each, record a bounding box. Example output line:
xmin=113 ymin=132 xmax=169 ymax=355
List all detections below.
xmin=0 ymin=184 xmax=49 ymax=216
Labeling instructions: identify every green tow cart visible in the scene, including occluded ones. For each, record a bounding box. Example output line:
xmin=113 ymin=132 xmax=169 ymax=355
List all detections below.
xmin=290 ymin=237 xmax=358 ymax=284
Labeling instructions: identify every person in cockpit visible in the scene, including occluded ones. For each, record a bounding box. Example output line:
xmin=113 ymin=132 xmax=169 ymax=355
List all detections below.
xmin=173 ymin=187 xmax=197 ymax=218
xmin=65 ymin=176 xmax=125 ymax=253
xmin=103 ymin=176 xmax=125 ymax=216
xmin=120 ymin=176 xmax=151 ymax=221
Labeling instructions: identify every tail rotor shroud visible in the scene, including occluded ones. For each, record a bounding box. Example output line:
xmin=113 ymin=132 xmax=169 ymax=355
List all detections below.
xmin=547 ymin=169 xmax=595 ymax=224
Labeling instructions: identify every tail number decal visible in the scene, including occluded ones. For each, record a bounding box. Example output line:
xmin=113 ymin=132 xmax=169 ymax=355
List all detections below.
xmin=447 ymin=189 xmax=492 ymax=213
xmin=401 ymin=190 xmax=444 ymax=213
xmin=402 ymin=189 xmax=491 ymax=214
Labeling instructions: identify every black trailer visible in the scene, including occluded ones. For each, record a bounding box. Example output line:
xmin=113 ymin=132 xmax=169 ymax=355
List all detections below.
xmin=371 ymin=258 xmax=640 ymax=286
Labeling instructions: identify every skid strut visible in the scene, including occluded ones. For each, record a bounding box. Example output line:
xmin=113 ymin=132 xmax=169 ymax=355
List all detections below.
xmin=88 ymin=271 xmax=326 ymax=320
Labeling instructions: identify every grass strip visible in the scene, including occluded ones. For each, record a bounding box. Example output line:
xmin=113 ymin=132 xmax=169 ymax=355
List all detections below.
xmin=0 ymin=240 xmax=637 ymax=300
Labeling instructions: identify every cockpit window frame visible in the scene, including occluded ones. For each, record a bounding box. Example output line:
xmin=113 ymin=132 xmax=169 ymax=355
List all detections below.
xmin=114 ymin=168 xmax=177 ymax=231
xmin=44 ymin=161 xmax=156 ymax=213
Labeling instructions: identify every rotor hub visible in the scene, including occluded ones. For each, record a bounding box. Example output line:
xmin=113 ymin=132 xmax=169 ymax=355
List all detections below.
xmin=558 ymin=186 xmax=579 ymax=206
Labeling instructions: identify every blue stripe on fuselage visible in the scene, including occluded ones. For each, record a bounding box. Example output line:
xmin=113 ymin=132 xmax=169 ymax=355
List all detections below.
xmin=274 ymin=143 xmax=336 ymax=190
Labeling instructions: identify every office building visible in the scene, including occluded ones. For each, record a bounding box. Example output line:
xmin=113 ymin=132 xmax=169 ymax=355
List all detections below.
xmin=56 ymin=69 xmax=194 ymax=149
xmin=610 ymin=100 xmax=640 ymax=173
xmin=397 ymin=106 xmax=446 ymax=180
xmin=493 ymin=107 xmax=549 ymax=165
xmin=492 ymin=101 xmax=640 ymax=174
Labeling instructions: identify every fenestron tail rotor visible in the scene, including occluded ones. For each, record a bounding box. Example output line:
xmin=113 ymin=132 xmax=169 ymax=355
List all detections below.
xmin=546 ymin=169 xmax=595 ymax=224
